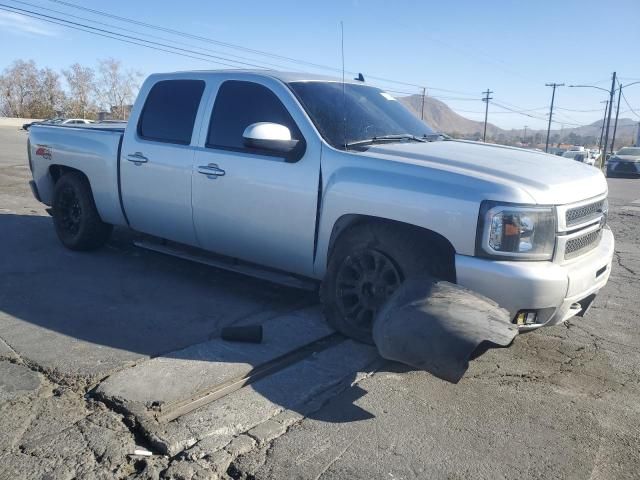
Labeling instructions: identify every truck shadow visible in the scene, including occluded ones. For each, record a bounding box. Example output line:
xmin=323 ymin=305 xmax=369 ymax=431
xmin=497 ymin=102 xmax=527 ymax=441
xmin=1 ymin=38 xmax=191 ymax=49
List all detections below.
xmin=0 ymin=213 xmax=377 ymax=424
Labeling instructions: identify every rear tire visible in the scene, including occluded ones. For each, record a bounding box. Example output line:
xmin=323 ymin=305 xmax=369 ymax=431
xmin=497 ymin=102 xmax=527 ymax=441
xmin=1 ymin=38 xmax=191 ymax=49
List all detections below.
xmin=321 ymin=222 xmax=452 ymax=344
xmin=52 ymin=172 xmax=112 ymax=251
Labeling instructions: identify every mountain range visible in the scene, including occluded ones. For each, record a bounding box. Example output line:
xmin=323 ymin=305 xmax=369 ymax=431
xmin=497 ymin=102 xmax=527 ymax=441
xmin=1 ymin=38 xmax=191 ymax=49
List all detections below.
xmin=398 ymin=94 xmax=638 ymax=146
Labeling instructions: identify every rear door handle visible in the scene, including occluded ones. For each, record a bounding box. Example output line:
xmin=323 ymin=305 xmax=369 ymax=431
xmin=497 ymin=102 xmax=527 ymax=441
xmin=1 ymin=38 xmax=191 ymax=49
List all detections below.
xmin=197 ymin=163 xmax=226 ymax=178
xmin=127 ymin=152 xmax=148 ymax=164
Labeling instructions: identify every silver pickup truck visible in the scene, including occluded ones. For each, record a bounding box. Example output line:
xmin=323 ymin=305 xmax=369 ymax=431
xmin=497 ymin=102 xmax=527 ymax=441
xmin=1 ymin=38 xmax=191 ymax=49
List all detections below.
xmin=27 ymin=70 xmax=614 ymax=342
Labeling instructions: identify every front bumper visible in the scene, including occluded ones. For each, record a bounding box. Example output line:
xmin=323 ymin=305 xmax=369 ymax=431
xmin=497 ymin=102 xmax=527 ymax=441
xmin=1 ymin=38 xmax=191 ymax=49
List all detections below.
xmin=607 ymin=161 xmax=640 ymax=176
xmin=455 ymin=227 xmax=614 ymax=330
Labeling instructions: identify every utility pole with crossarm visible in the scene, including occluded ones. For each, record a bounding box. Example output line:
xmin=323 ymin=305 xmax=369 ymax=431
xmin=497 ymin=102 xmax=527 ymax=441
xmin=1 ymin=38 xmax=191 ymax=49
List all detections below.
xmin=482 ymin=89 xmax=493 ymax=142
xmin=544 ymin=83 xmax=564 ymax=153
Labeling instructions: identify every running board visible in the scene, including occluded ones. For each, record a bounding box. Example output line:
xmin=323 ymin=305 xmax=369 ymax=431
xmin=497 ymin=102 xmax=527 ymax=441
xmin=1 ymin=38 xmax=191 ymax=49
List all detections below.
xmin=134 ymin=239 xmax=318 ymax=291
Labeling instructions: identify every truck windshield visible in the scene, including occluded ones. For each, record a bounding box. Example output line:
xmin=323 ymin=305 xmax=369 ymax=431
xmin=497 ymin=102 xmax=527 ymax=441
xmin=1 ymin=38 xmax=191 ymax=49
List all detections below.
xmin=288 ymin=81 xmax=436 ymax=150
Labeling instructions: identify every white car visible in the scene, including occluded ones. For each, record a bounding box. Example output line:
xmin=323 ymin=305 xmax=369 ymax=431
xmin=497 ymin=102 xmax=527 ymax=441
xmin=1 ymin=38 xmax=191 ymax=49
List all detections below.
xmin=563 ymin=149 xmax=595 ymax=166
xmin=27 ymin=70 xmax=614 ymax=340
xmin=59 ymin=118 xmax=94 ymax=125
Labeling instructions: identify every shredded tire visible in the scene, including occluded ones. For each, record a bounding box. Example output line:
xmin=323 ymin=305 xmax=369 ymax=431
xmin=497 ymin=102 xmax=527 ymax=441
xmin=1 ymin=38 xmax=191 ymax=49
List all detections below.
xmin=321 ymin=221 xmax=453 ymax=343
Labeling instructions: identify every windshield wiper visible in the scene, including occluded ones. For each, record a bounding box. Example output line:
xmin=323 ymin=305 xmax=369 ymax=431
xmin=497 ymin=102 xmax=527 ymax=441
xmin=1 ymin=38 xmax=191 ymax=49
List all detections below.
xmin=345 ymin=134 xmax=426 ymax=149
xmin=423 ymin=133 xmax=450 ymax=142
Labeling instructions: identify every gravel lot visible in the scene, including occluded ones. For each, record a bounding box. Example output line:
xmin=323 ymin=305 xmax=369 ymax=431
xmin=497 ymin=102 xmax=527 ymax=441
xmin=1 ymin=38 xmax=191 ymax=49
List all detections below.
xmin=1 ymin=126 xmax=639 ymax=479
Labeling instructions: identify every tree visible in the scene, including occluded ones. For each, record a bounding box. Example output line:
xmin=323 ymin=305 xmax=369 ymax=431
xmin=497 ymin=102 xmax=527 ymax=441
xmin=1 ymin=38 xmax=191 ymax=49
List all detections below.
xmin=0 ymin=59 xmax=39 ymax=117
xmin=63 ymin=63 xmax=97 ymax=119
xmin=95 ymin=58 xmax=141 ymax=120
xmin=32 ymin=67 xmax=66 ymax=118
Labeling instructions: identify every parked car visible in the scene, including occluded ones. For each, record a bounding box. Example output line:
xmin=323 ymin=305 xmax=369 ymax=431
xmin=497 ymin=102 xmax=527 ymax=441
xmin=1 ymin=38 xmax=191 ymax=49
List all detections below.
xmin=563 ymin=149 xmax=595 ymax=166
xmin=22 ymin=118 xmax=58 ymax=131
xmin=606 ymin=146 xmax=640 ymax=177
xmin=22 ymin=118 xmax=94 ymax=131
xmin=59 ymin=118 xmax=94 ymax=125
xmin=27 ymin=70 xmax=614 ymax=341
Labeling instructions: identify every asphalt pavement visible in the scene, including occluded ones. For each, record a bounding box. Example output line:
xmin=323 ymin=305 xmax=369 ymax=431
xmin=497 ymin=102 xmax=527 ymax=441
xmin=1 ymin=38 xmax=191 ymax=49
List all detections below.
xmin=1 ymin=126 xmax=639 ymax=479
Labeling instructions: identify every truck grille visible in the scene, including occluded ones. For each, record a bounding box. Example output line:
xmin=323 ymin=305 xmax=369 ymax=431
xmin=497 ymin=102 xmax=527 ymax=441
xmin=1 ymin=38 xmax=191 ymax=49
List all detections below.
xmin=564 ymin=228 xmax=602 ymax=260
xmin=566 ymin=200 xmax=605 ymax=227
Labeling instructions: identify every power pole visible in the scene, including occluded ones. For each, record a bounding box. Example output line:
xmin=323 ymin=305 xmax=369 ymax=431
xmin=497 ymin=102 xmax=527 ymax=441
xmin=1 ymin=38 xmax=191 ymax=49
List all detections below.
xmin=601 ymin=72 xmax=617 ymax=166
xmin=482 ymin=89 xmax=493 ymax=142
xmin=598 ymin=100 xmax=608 ymax=155
xmin=558 ymin=124 xmax=564 ymax=147
xmin=610 ymin=83 xmax=622 ymax=154
xmin=420 ymin=87 xmax=426 ymax=120
xmin=544 ymin=83 xmax=564 ymax=152
xmin=523 ymin=125 xmax=528 ymax=144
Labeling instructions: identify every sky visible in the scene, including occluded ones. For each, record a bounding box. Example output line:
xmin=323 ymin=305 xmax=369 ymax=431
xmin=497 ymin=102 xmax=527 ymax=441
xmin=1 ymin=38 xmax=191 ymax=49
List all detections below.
xmin=1 ymin=0 xmax=639 ymax=131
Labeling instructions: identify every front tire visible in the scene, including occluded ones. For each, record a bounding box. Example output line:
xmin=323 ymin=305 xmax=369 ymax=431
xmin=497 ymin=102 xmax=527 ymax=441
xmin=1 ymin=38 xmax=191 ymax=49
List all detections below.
xmin=321 ymin=222 xmax=452 ymax=344
xmin=52 ymin=172 xmax=112 ymax=251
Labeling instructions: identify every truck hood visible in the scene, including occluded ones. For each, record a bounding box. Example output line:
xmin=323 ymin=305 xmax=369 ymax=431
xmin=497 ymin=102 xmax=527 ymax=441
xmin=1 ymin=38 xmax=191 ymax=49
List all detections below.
xmin=363 ymin=140 xmax=607 ymax=205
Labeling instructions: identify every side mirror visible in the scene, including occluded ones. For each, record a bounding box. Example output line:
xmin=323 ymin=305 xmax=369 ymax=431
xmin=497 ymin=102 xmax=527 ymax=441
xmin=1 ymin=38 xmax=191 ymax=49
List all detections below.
xmin=242 ymin=122 xmax=299 ymax=153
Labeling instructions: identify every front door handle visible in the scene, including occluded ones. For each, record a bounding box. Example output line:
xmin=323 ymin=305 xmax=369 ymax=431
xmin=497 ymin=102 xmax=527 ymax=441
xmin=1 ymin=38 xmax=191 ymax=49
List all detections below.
xmin=197 ymin=163 xmax=226 ymax=178
xmin=127 ymin=152 xmax=148 ymax=164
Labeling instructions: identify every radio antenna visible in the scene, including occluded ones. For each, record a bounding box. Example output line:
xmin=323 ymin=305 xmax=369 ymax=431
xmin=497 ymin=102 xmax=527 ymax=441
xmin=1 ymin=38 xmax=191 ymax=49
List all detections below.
xmin=340 ymin=21 xmax=347 ymax=150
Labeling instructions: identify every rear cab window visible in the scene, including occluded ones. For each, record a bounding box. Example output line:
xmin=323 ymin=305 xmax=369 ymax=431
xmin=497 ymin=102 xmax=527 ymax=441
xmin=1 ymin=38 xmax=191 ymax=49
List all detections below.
xmin=206 ymin=80 xmax=305 ymax=161
xmin=138 ymin=79 xmax=205 ymax=145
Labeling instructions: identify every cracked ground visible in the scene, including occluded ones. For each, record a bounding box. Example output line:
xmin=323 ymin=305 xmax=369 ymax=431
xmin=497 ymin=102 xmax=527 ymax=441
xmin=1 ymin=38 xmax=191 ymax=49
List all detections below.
xmin=1 ymin=126 xmax=639 ymax=479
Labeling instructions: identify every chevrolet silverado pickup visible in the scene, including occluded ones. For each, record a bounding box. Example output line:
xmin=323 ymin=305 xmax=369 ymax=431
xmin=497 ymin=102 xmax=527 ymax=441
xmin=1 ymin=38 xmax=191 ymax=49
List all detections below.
xmin=27 ymin=70 xmax=614 ymax=342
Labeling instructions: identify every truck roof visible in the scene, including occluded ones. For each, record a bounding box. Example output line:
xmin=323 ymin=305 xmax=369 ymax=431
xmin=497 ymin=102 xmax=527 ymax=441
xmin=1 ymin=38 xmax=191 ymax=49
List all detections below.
xmin=166 ymin=69 xmax=364 ymax=85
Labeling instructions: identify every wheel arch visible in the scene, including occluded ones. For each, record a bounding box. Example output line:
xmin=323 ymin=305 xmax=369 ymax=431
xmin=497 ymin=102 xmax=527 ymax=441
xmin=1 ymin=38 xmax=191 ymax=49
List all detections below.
xmin=49 ymin=164 xmax=88 ymax=184
xmin=323 ymin=214 xmax=456 ymax=282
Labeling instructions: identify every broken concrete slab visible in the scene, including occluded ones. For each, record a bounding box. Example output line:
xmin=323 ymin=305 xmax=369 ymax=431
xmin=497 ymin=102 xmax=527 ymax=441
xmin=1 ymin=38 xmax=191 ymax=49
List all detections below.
xmin=137 ymin=339 xmax=379 ymax=456
xmin=96 ymin=306 xmax=332 ymax=410
xmin=224 ymin=434 xmax=256 ymax=458
xmin=0 ymin=337 xmax=17 ymax=361
xmin=373 ymin=276 xmax=518 ymax=383
xmin=93 ymin=306 xmax=382 ymax=456
xmin=247 ymin=419 xmax=287 ymax=447
xmin=0 ymin=361 xmax=42 ymax=401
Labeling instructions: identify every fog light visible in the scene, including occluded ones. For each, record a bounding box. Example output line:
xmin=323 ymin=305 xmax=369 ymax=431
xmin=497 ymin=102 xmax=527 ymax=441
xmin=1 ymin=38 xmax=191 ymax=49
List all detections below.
xmin=515 ymin=310 xmax=537 ymax=326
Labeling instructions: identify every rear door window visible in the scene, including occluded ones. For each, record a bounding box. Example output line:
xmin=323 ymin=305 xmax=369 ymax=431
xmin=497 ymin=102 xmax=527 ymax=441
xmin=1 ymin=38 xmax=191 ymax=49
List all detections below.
xmin=138 ymin=79 xmax=205 ymax=145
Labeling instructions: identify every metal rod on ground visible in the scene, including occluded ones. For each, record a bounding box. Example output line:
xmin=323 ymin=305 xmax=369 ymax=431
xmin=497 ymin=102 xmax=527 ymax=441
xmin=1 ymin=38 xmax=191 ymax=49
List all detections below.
xmin=601 ymin=72 xmax=617 ymax=168
xmin=420 ymin=87 xmax=426 ymax=120
xmin=523 ymin=125 xmax=528 ymax=145
xmin=482 ymin=89 xmax=493 ymax=142
xmin=611 ymin=84 xmax=622 ymax=154
xmin=598 ymin=100 xmax=608 ymax=156
xmin=544 ymin=83 xmax=564 ymax=152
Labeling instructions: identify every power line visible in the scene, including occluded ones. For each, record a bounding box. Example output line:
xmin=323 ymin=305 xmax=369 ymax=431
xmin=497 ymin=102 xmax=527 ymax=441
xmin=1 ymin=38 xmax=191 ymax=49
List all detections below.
xmin=0 ymin=4 xmax=271 ymax=69
xmin=490 ymin=101 xmax=589 ymax=127
xmin=621 ymin=89 xmax=640 ymax=120
xmin=555 ymin=106 xmax=607 ymax=113
xmin=45 ymin=0 xmax=350 ymax=75
xmin=44 ymin=0 xmax=479 ymax=95
xmin=8 ymin=0 xmax=296 ymax=71
xmin=490 ymin=102 xmax=547 ymax=121
xmin=0 ymin=5 xmax=246 ymax=67
xmin=430 ymin=95 xmax=480 ymax=101
xmin=7 ymin=0 xmax=627 ymax=131
xmin=488 ymin=99 xmax=548 ymax=112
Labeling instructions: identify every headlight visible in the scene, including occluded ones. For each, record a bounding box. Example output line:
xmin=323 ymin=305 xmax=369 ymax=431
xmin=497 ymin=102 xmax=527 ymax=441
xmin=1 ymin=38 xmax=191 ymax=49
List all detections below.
xmin=476 ymin=202 xmax=556 ymax=260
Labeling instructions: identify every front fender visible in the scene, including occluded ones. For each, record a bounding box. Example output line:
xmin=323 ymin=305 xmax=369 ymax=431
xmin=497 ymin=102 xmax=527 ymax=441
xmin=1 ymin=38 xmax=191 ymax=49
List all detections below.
xmin=313 ymin=165 xmax=480 ymax=277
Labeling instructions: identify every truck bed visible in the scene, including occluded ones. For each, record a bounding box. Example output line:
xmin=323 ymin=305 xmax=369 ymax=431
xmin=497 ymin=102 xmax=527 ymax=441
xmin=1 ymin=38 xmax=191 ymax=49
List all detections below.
xmin=28 ymin=124 xmax=128 ymax=227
